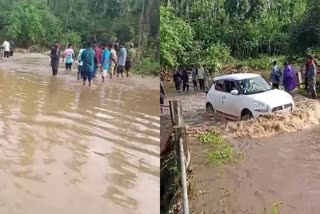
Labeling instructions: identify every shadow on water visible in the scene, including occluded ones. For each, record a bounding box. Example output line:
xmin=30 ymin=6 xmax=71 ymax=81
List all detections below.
xmin=0 ymin=53 xmax=159 ymax=214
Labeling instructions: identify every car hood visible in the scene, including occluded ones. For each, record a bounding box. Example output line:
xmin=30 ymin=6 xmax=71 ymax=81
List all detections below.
xmin=248 ymin=89 xmax=294 ymax=108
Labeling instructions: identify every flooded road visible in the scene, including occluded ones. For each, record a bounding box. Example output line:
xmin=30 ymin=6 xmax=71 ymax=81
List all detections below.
xmin=0 ymin=53 xmax=159 ymax=214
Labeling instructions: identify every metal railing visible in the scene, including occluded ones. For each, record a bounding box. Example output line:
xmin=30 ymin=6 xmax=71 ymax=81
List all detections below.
xmin=169 ymin=99 xmax=190 ymax=214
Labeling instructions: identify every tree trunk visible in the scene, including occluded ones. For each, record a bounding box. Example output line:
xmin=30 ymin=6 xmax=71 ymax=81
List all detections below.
xmin=138 ymin=0 xmax=145 ymax=60
xmin=156 ymin=26 xmax=160 ymax=61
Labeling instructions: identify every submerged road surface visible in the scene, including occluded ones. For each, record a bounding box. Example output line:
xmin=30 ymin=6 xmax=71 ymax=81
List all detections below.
xmin=0 ymin=53 xmax=160 ymax=214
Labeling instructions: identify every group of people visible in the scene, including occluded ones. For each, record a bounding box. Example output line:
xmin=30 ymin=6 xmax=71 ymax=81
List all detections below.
xmin=271 ymin=55 xmax=318 ymax=99
xmin=50 ymin=40 xmax=137 ymax=86
xmin=173 ymin=65 xmax=210 ymax=92
xmin=270 ymin=60 xmax=297 ymax=93
xmin=1 ymin=40 xmax=16 ymax=58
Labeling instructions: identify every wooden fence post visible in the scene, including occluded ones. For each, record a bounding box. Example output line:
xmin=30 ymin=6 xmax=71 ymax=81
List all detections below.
xmin=298 ymin=70 xmax=303 ymax=89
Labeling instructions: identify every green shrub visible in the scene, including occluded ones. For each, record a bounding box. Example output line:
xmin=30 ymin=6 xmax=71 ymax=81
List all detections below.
xmin=199 ymin=132 xmax=235 ymax=167
xmin=234 ymin=55 xmax=286 ymax=70
xmin=306 ymin=47 xmax=320 ymax=60
xmin=199 ymin=132 xmax=224 ymax=145
xmin=132 ymin=58 xmax=160 ymax=75
xmin=208 ymin=144 xmax=234 ymax=167
xmin=205 ymin=42 xmax=232 ymax=75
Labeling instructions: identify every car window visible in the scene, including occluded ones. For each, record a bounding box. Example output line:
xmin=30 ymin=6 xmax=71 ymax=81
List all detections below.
xmin=238 ymin=76 xmax=271 ymax=95
xmin=214 ymin=80 xmax=225 ymax=92
xmin=224 ymin=80 xmax=237 ymax=93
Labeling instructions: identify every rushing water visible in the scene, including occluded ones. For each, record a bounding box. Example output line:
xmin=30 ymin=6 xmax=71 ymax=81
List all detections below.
xmin=0 ymin=53 xmax=160 ymax=214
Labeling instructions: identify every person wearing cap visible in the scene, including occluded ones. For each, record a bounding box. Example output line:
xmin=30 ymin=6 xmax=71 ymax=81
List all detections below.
xmin=125 ymin=43 xmax=136 ymax=78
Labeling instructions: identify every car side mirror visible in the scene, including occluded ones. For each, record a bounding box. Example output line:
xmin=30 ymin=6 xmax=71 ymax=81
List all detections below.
xmin=230 ymin=89 xmax=239 ymax=95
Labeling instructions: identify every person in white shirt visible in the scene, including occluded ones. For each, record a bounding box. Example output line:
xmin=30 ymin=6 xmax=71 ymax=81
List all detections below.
xmin=77 ymin=43 xmax=86 ymax=80
xmin=2 ymin=40 xmax=10 ymax=58
xmin=198 ymin=66 xmax=205 ymax=90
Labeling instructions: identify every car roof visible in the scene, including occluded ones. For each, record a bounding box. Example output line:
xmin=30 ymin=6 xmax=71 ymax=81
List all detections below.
xmin=213 ymin=73 xmax=261 ymax=81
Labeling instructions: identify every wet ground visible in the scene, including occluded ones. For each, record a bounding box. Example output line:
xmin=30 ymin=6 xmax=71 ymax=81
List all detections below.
xmin=0 ymin=53 xmax=159 ymax=214
xmin=165 ymin=84 xmax=320 ymax=214
xmin=191 ymin=129 xmax=320 ymax=214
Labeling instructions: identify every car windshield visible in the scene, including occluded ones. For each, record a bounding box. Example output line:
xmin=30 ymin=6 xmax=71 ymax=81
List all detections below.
xmin=237 ymin=76 xmax=271 ymax=95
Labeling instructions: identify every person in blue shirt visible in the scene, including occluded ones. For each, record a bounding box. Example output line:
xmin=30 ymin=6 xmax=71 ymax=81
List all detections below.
xmin=270 ymin=61 xmax=282 ymax=89
xmin=117 ymin=43 xmax=127 ymax=78
xmin=81 ymin=42 xmax=95 ymax=86
xmin=100 ymin=44 xmax=111 ymax=82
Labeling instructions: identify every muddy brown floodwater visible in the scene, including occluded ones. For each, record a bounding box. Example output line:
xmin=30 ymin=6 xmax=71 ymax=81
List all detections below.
xmin=0 ymin=53 xmax=159 ymax=214
xmin=191 ymin=128 xmax=320 ymax=214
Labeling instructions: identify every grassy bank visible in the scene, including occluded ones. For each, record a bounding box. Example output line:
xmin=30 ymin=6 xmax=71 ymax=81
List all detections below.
xmin=199 ymin=132 xmax=237 ymax=167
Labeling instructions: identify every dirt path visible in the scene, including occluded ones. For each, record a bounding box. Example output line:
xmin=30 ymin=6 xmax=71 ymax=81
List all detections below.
xmin=166 ymin=86 xmax=320 ymax=213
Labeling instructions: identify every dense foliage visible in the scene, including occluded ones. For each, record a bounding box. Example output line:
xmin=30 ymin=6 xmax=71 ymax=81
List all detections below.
xmin=160 ymin=0 xmax=320 ymax=70
xmin=0 ymin=0 xmax=159 ymax=67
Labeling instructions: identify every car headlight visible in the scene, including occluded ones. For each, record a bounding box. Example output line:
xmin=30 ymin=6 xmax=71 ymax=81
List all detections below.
xmin=254 ymin=101 xmax=269 ymax=112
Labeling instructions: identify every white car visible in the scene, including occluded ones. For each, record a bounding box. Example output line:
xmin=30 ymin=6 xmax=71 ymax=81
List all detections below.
xmin=206 ymin=73 xmax=295 ymax=119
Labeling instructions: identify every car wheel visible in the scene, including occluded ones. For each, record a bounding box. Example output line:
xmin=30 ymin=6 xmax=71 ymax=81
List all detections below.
xmin=241 ymin=109 xmax=253 ymax=120
xmin=206 ymin=103 xmax=215 ymax=112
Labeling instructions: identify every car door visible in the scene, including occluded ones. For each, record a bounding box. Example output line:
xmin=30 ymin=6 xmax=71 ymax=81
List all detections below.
xmin=221 ymin=80 xmax=242 ymax=118
xmin=211 ymin=80 xmax=225 ymax=112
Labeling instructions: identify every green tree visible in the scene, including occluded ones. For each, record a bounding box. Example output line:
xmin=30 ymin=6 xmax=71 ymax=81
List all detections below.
xmin=160 ymin=6 xmax=193 ymax=68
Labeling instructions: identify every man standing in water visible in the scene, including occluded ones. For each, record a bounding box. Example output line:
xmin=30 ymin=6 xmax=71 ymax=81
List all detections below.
xmin=109 ymin=44 xmax=118 ymax=78
xmin=93 ymin=41 xmax=102 ymax=79
xmin=125 ymin=43 xmax=136 ymax=78
xmin=283 ymin=61 xmax=297 ymax=93
xmin=117 ymin=43 xmax=127 ymax=78
xmin=2 ymin=40 xmax=10 ymax=58
xmin=270 ymin=61 xmax=282 ymax=89
xmin=64 ymin=44 xmax=75 ymax=71
xmin=306 ymin=55 xmax=317 ymax=99
xmin=77 ymin=43 xmax=86 ymax=80
xmin=50 ymin=41 xmax=60 ymax=76
xmin=101 ymin=44 xmax=111 ymax=82
xmin=81 ymin=42 xmax=95 ymax=86
xmin=9 ymin=40 xmax=15 ymax=57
